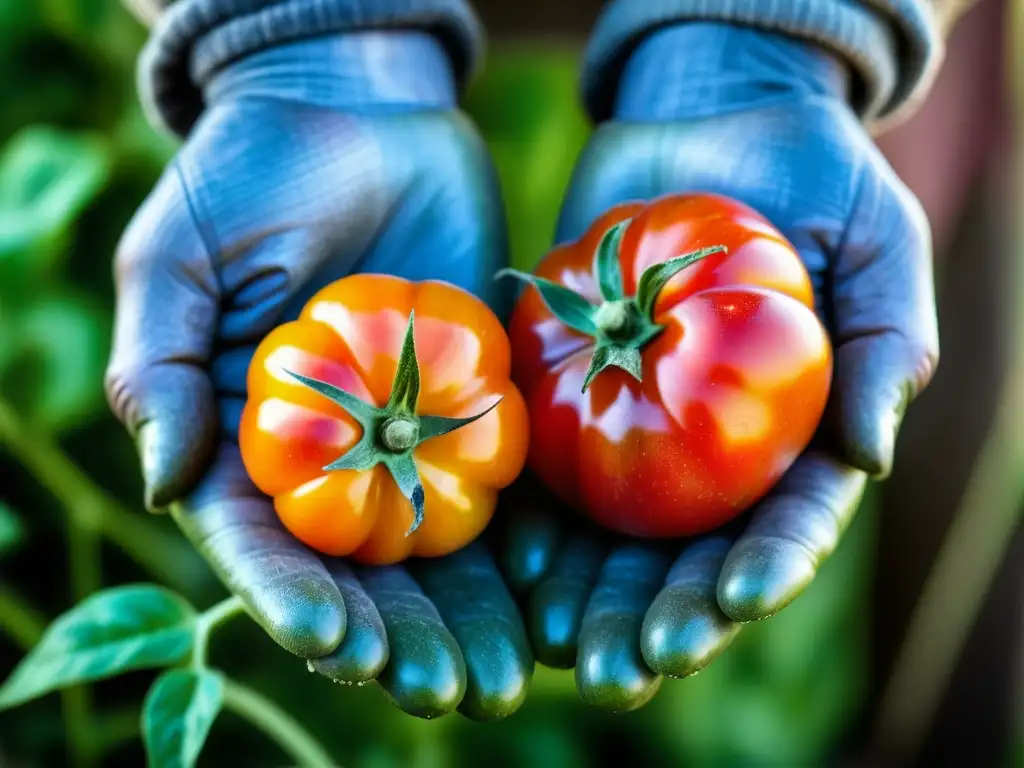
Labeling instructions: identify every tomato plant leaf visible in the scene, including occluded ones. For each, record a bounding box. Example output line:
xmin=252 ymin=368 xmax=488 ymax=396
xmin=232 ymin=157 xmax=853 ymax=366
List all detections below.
xmin=495 ymin=268 xmax=598 ymax=337
xmin=1 ymin=289 xmax=108 ymax=431
xmin=635 ymin=246 xmax=726 ymax=318
xmin=0 ymin=585 xmax=196 ymax=710
xmin=386 ymin=311 xmax=420 ymax=416
xmin=143 ymin=668 xmax=224 ymax=768
xmin=418 ymin=397 xmax=504 ymax=442
xmin=0 ymin=125 xmax=110 ymax=268
xmin=0 ymin=502 xmax=24 ymax=559
xmin=594 ymin=220 xmax=629 ymax=302
xmin=581 ymin=343 xmax=643 ymax=393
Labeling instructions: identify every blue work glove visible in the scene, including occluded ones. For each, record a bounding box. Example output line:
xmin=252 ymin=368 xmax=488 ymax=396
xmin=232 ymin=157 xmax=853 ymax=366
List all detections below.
xmin=499 ymin=24 xmax=939 ymax=711
xmin=105 ymin=32 xmax=531 ymax=721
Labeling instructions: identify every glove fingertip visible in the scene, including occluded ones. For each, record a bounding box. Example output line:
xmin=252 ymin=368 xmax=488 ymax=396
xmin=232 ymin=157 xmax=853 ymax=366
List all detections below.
xmin=139 ymin=421 xmax=216 ymax=512
xmin=641 ymin=587 xmax=740 ymax=679
xmin=575 ymin=650 xmax=661 ymax=714
xmin=258 ymin=582 xmax=348 ymax=660
xmin=136 ymin=377 xmax=219 ymax=512
xmin=830 ymin=395 xmax=899 ymax=480
xmin=830 ymin=336 xmax=930 ymax=480
xmin=381 ymin=630 xmax=467 ymax=720
xmin=717 ymin=540 xmax=817 ymax=623
xmin=309 ymin=619 xmax=388 ymax=683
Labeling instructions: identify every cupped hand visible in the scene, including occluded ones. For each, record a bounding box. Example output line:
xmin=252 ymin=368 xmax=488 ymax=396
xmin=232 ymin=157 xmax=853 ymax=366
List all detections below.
xmin=499 ymin=23 xmax=938 ymax=712
xmin=105 ymin=32 xmax=531 ymax=721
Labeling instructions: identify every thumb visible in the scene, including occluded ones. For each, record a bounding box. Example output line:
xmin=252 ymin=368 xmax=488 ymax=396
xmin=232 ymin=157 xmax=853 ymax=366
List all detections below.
xmin=829 ymin=172 xmax=939 ymax=477
xmin=105 ymin=167 xmax=219 ymax=510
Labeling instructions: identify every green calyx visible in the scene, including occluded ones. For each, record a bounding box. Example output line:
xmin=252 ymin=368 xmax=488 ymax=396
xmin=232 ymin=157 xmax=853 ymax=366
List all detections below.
xmin=497 ymin=219 xmax=726 ymax=393
xmin=284 ymin=310 xmax=501 ymax=537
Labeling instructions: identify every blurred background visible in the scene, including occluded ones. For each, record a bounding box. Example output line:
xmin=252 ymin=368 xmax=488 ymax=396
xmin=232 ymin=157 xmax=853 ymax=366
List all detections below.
xmin=0 ymin=0 xmax=1021 ymax=766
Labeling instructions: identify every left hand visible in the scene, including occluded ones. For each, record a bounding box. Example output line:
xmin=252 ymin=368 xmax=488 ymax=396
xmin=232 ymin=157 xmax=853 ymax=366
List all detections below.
xmin=105 ymin=32 xmax=531 ymax=721
xmin=498 ymin=22 xmax=938 ymax=711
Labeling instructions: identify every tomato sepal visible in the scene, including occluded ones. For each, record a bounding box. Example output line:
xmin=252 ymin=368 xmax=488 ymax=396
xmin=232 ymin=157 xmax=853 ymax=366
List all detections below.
xmin=494 ymin=268 xmax=599 ymax=337
xmin=282 ymin=311 xmax=501 ymax=537
xmin=594 ymin=220 xmax=629 ymax=302
xmin=499 ymin=224 xmax=727 ymax=393
xmin=580 ymin=341 xmax=643 ymax=392
xmin=634 ymin=245 xmax=727 ymax=317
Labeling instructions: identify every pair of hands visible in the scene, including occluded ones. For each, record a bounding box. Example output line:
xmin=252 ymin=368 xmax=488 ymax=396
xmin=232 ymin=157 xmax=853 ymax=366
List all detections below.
xmin=104 ymin=25 xmax=938 ymax=720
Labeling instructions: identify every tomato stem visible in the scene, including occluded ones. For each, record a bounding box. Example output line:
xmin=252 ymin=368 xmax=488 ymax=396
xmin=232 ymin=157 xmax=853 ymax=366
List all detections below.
xmin=381 ymin=417 xmax=419 ymax=452
xmin=593 ymin=299 xmax=631 ymax=336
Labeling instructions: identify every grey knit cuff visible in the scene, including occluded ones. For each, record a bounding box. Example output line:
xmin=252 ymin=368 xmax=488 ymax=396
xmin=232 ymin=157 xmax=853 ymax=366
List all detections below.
xmin=138 ymin=0 xmax=483 ymax=137
xmin=582 ymin=0 xmax=942 ymax=126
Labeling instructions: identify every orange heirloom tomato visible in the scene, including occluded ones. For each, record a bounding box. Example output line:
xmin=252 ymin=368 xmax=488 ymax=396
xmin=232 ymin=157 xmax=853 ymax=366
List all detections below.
xmin=239 ymin=274 xmax=529 ymax=565
xmin=503 ymin=194 xmax=832 ymax=538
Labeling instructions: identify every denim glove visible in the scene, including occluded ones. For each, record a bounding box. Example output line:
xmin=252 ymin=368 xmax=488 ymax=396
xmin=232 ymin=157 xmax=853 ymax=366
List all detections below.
xmin=500 ymin=23 xmax=938 ymax=712
xmin=105 ymin=31 xmax=531 ymax=721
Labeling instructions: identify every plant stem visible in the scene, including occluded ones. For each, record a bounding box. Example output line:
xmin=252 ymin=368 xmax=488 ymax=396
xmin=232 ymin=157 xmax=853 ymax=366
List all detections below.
xmin=62 ymin=687 xmax=95 ymax=768
xmin=221 ymin=680 xmax=336 ymax=768
xmin=0 ymin=581 xmax=46 ymax=647
xmin=192 ymin=596 xmax=246 ymax=668
xmin=0 ymin=582 xmax=94 ymax=765
xmin=0 ymin=395 xmax=197 ymax=591
xmin=66 ymin=522 xmax=101 ymax=768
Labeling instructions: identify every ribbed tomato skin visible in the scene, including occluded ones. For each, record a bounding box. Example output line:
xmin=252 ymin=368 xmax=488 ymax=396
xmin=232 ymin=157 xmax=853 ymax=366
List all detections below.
xmin=508 ymin=194 xmax=832 ymax=538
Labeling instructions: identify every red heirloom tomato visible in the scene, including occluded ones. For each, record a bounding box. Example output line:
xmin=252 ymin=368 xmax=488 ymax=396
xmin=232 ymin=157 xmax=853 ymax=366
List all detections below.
xmin=239 ymin=275 xmax=529 ymax=565
xmin=503 ymin=194 xmax=832 ymax=538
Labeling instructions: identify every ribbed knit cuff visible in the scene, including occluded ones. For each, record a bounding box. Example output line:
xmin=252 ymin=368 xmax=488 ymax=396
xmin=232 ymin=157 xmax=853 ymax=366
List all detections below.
xmin=138 ymin=0 xmax=483 ymax=138
xmin=582 ymin=0 xmax=942 ymax=127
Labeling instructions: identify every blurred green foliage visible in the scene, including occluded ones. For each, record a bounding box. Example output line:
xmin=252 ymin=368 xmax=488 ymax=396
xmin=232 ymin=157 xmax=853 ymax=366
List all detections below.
xmin=0 ymin=4 xmax=873 ymax=767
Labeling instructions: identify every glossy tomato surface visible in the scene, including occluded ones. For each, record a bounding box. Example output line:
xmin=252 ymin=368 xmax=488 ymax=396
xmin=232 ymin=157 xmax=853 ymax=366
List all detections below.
xmin=508 ymin=194 xmax=832 ymax=538
xmin=240 ymin=274 xmax=528 ymax=564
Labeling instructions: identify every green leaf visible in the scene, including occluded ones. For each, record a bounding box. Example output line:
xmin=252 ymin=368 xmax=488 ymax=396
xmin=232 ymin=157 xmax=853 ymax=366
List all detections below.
xmin=0 ymin=289 xmax=108 ymax=431
xmin=0 ymin=125 xmax=110 ymax=267
xmin=143 ymin=668 xmax=224 ymax=768
xmin=581 ymin=343 xmax=643 ymax=393
xmin=283 ymin=369 xmax=378 ymax=428
xmin=594 ymin=220 xmax=629 ymax=302
xmin=495 ymin=269 xmax=598 ymax=337
xmin=382 ymin=453 xmax=426 ymax=537
xmin=0 ymin=585 xmax=196 ymax=710
xmin=0 ymin=1 xmax=38 ymax=33
xmin=635 ymin=246 xmax=727 ymax=318
xmin=0 ymin=502 xmax=24 ymax=559
xmin=386 ymin=311 xmax=420 ymax=415
xmin=417 ymin=397 xmax=504 ymax=442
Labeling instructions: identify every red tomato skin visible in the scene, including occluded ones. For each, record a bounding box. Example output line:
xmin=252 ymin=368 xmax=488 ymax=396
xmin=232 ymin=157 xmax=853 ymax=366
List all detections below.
xmin=509 ymin=194 xmax=833 ymax=538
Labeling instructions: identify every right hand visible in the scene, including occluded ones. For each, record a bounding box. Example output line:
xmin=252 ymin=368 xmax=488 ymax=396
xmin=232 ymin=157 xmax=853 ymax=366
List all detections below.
xmin=498 ymin=23 xmax=938 ymax=711
xmin=104 ymin=31 xmax=532 ymax=721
